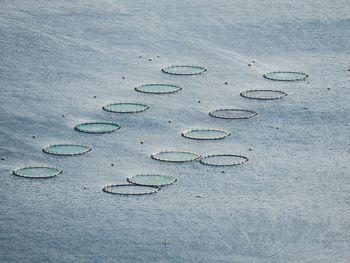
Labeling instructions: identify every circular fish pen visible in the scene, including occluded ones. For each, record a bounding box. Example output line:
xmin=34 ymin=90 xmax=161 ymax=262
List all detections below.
xmin=13 ymin=166 xmax=63 ymax=179
xmin=152 ymin=150 xmax=200 ymax=163
xmin=200 ymin=154 xmax=248 ymax=166
xmin=209 ymin=109 xmax=258 ymax=119
xmin=182 ymin=128 xmax=231 ymax=140
xmin=161 ymin=65 xmax=207 ymax=75
xmin=240 ymin=89 xmax=287 ymax=100
xmin=263 ymin=71 xmax=308 ymax=81
xmin=102 ymin=184 xmax=160 ymax=195
xmin=103 ymin=103 xmax=149 ymax=113
xmin=135 ymin=84 xmax=182 ymax=94
xmin=127 ymin=174 xmax=177 ymax=187
xmin=74 ymin=121 xmax=121 ymax=134
xmin=42 ymin=143 xmax=92 ymax=156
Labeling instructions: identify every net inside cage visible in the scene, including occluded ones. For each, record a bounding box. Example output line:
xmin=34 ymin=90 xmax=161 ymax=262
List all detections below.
xmin=43 ymin=144 xmax=91 ymax=156
xmin=152 ymin=151 xmax=200 ymax=162
xmin=13 ymin=166 xmax=63 ymax=178
xmin=182 ymin=128 xmax=230 ymax=140
xmin=135 ymin=84 xmax=182 ymax=94
xmin=209 ymin=109 xmax=258 ymax=119
xmin=240 ymin=90 xmax=287 ymax=100
xmin=103 ymin=103 xmax=149 ymax=113
xmin=263 ymin=71 xmax=308 ymax=81
xmin=200 ymin=154 xmax=248 ymax=166
xmin=161 ymin=65 xmax=207 ymax=75
xmin=103 ymin=184 xmax=160 ymax=195
xmin=128 ymin=174 xmax=177 ymax=186
xmin=74 ymin=122 xmax=121 ymax=134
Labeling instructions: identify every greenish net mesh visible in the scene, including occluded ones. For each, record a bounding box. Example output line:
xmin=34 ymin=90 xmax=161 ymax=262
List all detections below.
xmin=42 ymin=144 xmax=91 ymax=156
xmin=240 ymin=89 xmax=287 ymax=100
xmin=135 ymin=84 xmax=182 ymax=94
xmin=263 ymin=71 xmax=308 ymax=81
xmin=74 ymin=121 xmax=121 ymax=134
xmin=127 ymin=174 xmax=177 ymax=186
xmin=209 ymin=109 xmax=258 ymax=119
xmin=152 ymin=150 xmax=200 ymax=162
xmin=13 ymin=166 xmax=63 ymax=179
xmin=103 ymin=103 xmax=149 ymax=113
xmin=161 ymin=65 xmax=207 ymax=75
xmin=102 ymin=184 xmax=160 ymax=195
xmin=182 ymin=128 xmax=231 ymax=140
xmin=200 ymin=154 xmax=249 ymax=166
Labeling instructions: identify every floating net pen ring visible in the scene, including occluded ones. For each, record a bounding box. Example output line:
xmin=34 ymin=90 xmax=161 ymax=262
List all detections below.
xmin=209 ymin=109 xmax=258 ymax=120
xmin=127 ymin=174 xmax=177 ymax=187
xmin=161 ymin=65 xmax=207 ymax=75
xmin=240 ymin=89 xmax=287 ymax=100
xmin=13 ymin=166 xmax=63 ymax=179
xmin=182 ymin=128 xmax=231 ymax=140
xmin=102 ymin=184 xmax=160 ymax=195
xmin=74 ymin=121 xmax=121 ymax=134
xmin=42 ymin=143 xmax=92 ymax=156
xmin=134 ymin=83 xmax=182 ymax=94
xmin=200 ymin=154 xmax=249 ymax=166
xmin=263 ymin=71 xmax=309 ymax=81
xmin=102 ymin=102 xmax=149 ymax=113
xmin=151 ymin=150 xmax=201 ymax=163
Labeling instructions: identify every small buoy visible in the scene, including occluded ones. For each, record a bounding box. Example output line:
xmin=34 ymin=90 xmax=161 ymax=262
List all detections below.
xmin=83 ymin=187 xmax=88 ymax=190
xmin=1 ymin=157 xmax=5 ymax=160
xmin=62 ymin=114 xmax=65 ymax=117
xmin=248 ymin=63 xmax=252 ymax=66
xmin=140 ymin=141 xmax=144 ymax=144
xmin=347 ymin=68 xmax=350 ymax=71
xmin=32 ymin=135 xmax=36 ymax=138
xmin=148 ymin=58 xmax=153 ymax=61
xmin=304 ymin=107 xmax=308 ymax=110
xmin=221 ymin=170 xmax=225 ymax=174
xmin=168 ymin=120 xmax=172 ymax=123
xmin=139 ymin=55 xmax=142 ymax=58
xmin=249 ymin=148 xmax=252 ymax=151
xmin=157 ymin=55 xmax=160 ymax=58
xmin=224 ymin=81 xmax=228 ymax=85
xmin=327 ymin=88 xmax=330 ymax=90
xmin=276 ymin=127 xmax=280 ymax=129
xmin=196 ymin=194 xmax=203 ymax=198
xmin=252 ymin=60 xmax=256 ymax=63
xmin=122 ymin=76 xmax=125 ymax=79
xmin=93 ymin=95 xmax=96 ymax=98
xmin=198 ymin=100 xmax=201 ymax=103
xmin=111 ymin=162 xmax=115 ymax=166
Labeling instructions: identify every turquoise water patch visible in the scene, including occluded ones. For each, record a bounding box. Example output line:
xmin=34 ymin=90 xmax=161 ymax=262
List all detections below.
xmin=161 ymin=65 xmax=207 ymax=75
xmin=127 ymin=174 xmax=177 ymax=186
xmin=209 ymin=109 xmax=258 ymax=119
xmin=240 ymin=89 xmax=287 ymax=100
xmin=103 ymin=103 xmax=149 ymax=113
xmin=263 ymin=71 xmax=308 ymax=81
xmin=135 ymin=84 xmax=181 ymax=94
xmin=43 ymin=144 xmax=91 ymax=156
xmin=102 ymin=184 xmax=160 ymax=195
xmin=13 ymin=166 xmax=63 ymax=178
xmin=74 ymin=121 xmax=121 ymax=134
xmin=152 ymin=150 xmax=200 ymax=162
xmin=200 ymin=154 xmax=248 ymax=166
xmin=182 ymin=128 xmax=230 ymax=140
